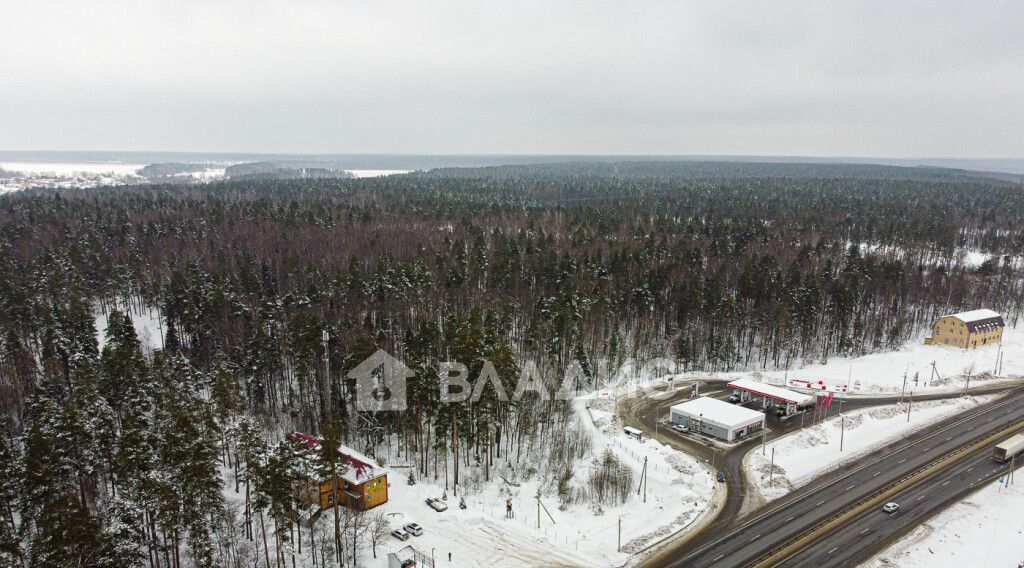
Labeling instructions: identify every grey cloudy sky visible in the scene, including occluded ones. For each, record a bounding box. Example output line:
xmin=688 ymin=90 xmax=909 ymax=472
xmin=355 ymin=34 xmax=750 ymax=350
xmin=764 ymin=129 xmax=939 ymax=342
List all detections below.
xmin=1 ymin=1 xmax=1021 ymax=157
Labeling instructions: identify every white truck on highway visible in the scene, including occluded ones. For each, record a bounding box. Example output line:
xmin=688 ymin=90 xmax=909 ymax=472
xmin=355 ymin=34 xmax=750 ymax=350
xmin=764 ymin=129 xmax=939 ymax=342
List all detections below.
xmin=992 ymin=433 xmax=1024 ymax=463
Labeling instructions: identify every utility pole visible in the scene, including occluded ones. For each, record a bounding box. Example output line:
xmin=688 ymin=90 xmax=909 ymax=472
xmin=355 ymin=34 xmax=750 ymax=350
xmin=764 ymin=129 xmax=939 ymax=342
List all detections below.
xmin=840 ymin=416 xmax=845 ymax=452
xmin=618 ymin=518 xmax=622 ymax=552
xmin=769 ymin=447 xmax=776 ymax=485
xmin=900 ymin=370 xmax=908 ymax=404
xmin=995 ymin=344 xmax=1002 ymax=376
xmin=643 ymin=460 xmax=647 ymax=503
xmin=762 ymin=428 xmax=767 ymax=455
xmin=637 ymin=457 xmax=648 ymax=503
xmin=906 ymin=391 xmax=913 ymax=423
xmin=321 ymin=329 xmax=331 ymax=425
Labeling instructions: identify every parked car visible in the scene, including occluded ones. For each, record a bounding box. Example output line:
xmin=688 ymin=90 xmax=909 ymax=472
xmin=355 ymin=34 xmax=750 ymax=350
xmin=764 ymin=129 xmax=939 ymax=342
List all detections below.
xmin=426 ymin=498 xmax=448 ymax=512
xmin=404 ymin=522 xmax=423 ymax=536
xmin=717 ymin=472 xmax=726 ymax=483
xmin=728 ymin=394 xmax=741 ymax=403
xmin=671 ymin=423 xmax=688 ymax=433
xmin=882 ymin=502 xmax=899 ymax=514
xmin=391 ymin=528 xmax=410 ymax=541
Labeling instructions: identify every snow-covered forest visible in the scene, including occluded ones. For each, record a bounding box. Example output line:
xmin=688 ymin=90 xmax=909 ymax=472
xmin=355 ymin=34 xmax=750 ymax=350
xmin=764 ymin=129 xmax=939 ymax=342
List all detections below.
xmin=0 ymin=161 xmax=1022 ymax=567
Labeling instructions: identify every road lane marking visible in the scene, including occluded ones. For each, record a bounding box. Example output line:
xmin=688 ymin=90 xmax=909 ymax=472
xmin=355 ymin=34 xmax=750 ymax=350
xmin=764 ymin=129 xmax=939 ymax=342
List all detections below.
xmin=968 ymin=426 xmax=975 ymax=431
xmin=860 ymin=529 xmax=870 ymax=535
xmin=816 ymin=500 xmax=826 ymax=506
xmin=785 ymin=516 xmax=795 ymax=523
xmin=716 ymin=395 xmax=1024 ymax=538
xmin=713 ymin=554 xmax=724 ymax=562
xmin=845 ymin=484 xmax=855 ymax=491
xmin=828 ymin=547 xmax=839 ymax=555
xmin=945 ymin=436 xmax=952 ymax=441
xmin=898 ymin=458 xmax=907 ymax=464
xmin=967 ymin=467 xmax=974 ymax=472
xmin=922 ymin=447 xmax=930 ymax=452
xmin=751 ymin=534 xmax=762 ymax=541
xmin=942 ymin=480 xmax=950 ymax=486
xmin=917 ymin=495 xmax=925 ymax=501
xmin=873 ymin=471 xmax=881 ymax=477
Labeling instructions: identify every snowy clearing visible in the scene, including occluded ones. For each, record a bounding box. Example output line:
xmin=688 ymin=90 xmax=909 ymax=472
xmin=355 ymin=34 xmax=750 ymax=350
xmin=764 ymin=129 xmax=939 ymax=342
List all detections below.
xmin=224 ymin=395 xmax=719 ymax=568
xmin=346 ymin=169 xmax=413 ymax=177
xmin=355 ymin=397 xmax=716 ymax=568
xmin=712 ymin=324 xmax=1024 ymax=396
xmin=94 ymin=304 xmax=164 ymax=353
xmin=746 ymin=395 xmax=997 ymax=502
xmin=861 ymin=478 xmax=1024 ymax=568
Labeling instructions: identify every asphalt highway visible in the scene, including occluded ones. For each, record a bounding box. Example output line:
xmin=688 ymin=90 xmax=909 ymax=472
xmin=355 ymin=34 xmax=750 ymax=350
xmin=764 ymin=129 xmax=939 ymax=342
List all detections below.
xmin=622 ymin=379 xmax=1021 ymax=558
xmin=782 ymin=444 xmax=1023 ymax=567
xmin=667 ymin=387 xmax=1024 ymax=568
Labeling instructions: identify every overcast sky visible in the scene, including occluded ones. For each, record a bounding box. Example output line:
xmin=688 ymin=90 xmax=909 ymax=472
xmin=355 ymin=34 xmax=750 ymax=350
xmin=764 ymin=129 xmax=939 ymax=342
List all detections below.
xmin=1 ymin=1 xmax=1021 ymax=157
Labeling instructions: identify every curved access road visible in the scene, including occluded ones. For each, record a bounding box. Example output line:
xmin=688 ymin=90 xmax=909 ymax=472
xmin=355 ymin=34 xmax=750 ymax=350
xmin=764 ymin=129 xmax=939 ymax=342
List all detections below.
xmin=656 ymin=386 xmax=1024 ymax=568
xmin=620 ymin=379 xmax=1021 ymax=558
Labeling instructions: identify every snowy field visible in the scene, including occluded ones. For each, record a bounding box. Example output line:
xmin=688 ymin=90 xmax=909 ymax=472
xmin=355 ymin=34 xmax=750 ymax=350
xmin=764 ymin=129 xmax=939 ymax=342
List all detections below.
xmin=713 ymin=324 xmax=1023 ymax=396
xmin=0 ymin=161 xmax=144 ymax=192
xmin=346 ymin=169 xmax=413 ymax=177
xmin=862 ymin=478 xmax=1024 ymax=568
xmin=171 ymin=167 xmax=227 ymax=180
xmin=746 ymin=395 xmax=998 ymax=502
xmin=0 ymin=161 xmax=145 ymax=176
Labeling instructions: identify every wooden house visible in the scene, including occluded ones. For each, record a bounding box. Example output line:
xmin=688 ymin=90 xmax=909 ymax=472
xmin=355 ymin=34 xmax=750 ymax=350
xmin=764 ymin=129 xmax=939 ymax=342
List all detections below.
xmin=292 ymin=432 xmax=389 ymax=511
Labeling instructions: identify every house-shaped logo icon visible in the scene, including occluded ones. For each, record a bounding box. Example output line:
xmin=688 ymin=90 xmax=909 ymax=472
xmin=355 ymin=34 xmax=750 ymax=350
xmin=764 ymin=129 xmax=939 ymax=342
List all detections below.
xmin=348 ymin=349 xmax=415 ymax=411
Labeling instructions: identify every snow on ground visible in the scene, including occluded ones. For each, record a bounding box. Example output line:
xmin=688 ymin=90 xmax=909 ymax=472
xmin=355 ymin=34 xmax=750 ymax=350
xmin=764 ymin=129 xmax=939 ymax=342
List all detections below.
xmin=94 ymin=304 xmax=164 ymax=353
xmin=746 ymin=395 xmax=997 ymax=502
xmin=231 ymin=393 xmax=719 ymax=568
xmin=172 ymin=167 xmax=227 ymax=180
xmin=346 ymin=169 xmax=413 ymax=177
xmin=0 ymin=161 xmax=145 ymax=176
xmin=351 ymin=397 xmax=717 ymax=568
xmin=862 ymin=477 xmax=1024 ymax=568
xmin=715 ymin=324 xmax=1024 ymax=396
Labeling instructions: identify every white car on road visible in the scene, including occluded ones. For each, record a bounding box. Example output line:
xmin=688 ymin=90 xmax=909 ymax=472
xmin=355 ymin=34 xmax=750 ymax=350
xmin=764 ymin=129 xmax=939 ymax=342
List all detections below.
xmin=882 ymin=502 xmax=899 ymax=514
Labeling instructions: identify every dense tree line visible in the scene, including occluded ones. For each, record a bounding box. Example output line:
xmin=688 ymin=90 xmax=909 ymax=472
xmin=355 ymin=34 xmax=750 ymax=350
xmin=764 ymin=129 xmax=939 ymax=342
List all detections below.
xmin=0 ymin=161 xmax=1021 ymax=566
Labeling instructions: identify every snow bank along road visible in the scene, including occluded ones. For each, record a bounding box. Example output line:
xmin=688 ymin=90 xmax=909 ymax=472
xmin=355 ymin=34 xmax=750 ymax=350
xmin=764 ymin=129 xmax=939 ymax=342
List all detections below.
xmin=621 ymin=379 xmax=1019 ymax=558
xmin=642 ymin=386 xmax=1024 ymax=568
xmin=783 ymin=443 xmax=1021 ymax=567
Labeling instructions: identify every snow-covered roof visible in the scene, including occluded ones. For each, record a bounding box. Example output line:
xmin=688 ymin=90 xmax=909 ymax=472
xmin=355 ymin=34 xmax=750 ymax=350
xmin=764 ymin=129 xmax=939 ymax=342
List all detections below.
xmin=727 ymin=378 xmax=813 ymax=405
xmin=291 ymin=432 xmax=387 ymax=485
xmin=670 ymin=397 xmax=765 ymax=430
xmin=389 ymin=545 xmax=417 ymax=563
xmin=945 ymin=309 xmax=1001 ymax=323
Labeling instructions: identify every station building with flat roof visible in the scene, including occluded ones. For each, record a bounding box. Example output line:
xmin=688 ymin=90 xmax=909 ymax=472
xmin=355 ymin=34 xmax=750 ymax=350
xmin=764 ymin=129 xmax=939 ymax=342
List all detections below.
xmin=669 ymin=396 xmax=765 ymax=442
